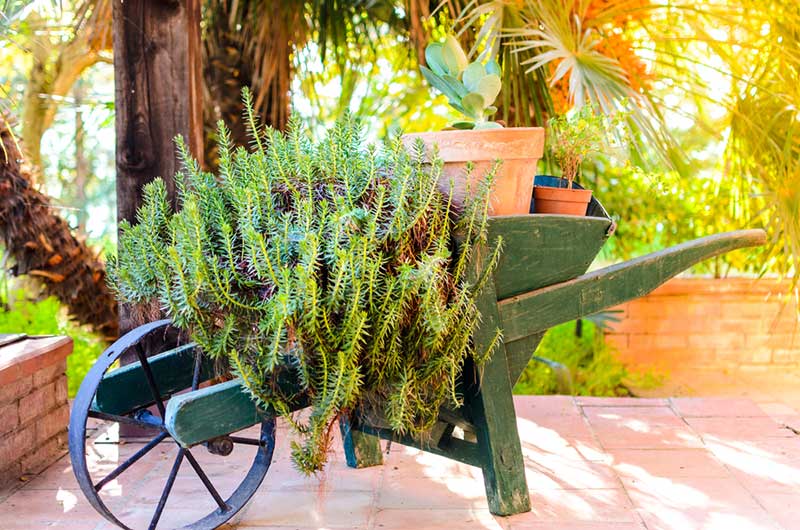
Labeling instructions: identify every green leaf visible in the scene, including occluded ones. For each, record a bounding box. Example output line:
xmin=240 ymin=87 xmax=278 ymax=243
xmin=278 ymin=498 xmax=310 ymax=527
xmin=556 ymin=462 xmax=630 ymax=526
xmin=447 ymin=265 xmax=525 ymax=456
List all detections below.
xmin=442 ymin=35 xmax=469 ymax=76
xmin=485 ymin=60 xmax=501 ymax=76
xmin=474 ymin=121 xmax=503 ymax=129
xmin=440 ymin=74 xmax=469 ymax=98
xmin=451 ymin=120 xmax=476 ymax=129
xmin=420 ymin=66 xmax=461 ymax=103
xmin=484 ymin=105 xmax=498 ymax=116
xmin=475 ymin=74 xmax=502 ymax=107
xmin=462 ymin=92 xmax=486 ymax=119
xmin=425 ymin=43 xmax=449 ymax=76
xmin=462 ymin=62 xmax=487 ymax=93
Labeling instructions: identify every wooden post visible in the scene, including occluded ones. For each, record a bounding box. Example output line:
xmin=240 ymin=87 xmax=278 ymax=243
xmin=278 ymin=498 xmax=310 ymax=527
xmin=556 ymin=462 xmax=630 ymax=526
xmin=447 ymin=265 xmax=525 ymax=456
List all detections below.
xmin=113 ymin=0 xmax=203 ymax=334
xmin=466 ymin=246 xmax=531 ymax=516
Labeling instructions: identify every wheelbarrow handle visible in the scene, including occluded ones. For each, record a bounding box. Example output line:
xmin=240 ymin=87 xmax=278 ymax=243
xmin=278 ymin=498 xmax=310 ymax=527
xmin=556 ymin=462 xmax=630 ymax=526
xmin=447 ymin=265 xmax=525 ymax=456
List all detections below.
xmin=496 ymin=229 xmax=767 ymax=343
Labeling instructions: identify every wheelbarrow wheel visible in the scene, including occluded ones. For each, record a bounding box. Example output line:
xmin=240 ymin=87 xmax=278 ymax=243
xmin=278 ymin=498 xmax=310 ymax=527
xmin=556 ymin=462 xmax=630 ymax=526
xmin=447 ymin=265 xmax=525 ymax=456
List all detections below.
xmin=69 ymin=320 xmax=275 ymax=530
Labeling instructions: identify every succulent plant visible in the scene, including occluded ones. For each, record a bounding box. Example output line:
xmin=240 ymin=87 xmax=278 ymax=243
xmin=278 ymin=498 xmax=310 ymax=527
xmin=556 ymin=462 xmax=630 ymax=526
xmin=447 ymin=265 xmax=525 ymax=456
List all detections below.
xmin=421 ymin=35 xmax=503 ymax=129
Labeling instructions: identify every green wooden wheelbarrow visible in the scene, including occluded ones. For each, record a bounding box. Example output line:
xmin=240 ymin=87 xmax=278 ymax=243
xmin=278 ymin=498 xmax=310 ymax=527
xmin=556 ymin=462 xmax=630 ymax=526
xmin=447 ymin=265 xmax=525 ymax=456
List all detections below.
xmin=69 ymin=181 xmax=766 ymax=529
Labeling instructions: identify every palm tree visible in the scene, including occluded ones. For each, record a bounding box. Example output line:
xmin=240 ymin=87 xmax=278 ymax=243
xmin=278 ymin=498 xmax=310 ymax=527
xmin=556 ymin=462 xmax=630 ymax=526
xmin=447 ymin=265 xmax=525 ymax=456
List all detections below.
xmin=453 ymin=0 xmax=799 ymax=285
xmin=0 ymin=115 xmax=118 ymax=338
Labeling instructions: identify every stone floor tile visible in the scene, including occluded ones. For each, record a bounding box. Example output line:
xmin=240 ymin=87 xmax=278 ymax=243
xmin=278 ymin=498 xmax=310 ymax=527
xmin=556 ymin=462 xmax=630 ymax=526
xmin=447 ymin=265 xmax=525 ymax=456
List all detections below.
xmin=513 ymin=395 xmax=579 ymax=416
xmin=583 ymin=406 xmax=679 ymax=421
xmin=685 ymin=416 xmax=796 ymax=440
xmin=671 ymin=397 xmax=769 ymax=418
xmin=575 ymin=397 xmax=669 ymax=407
xmin=591 ymin=423 xmax=704 ymax=450
xmin=373 ymin=508 xmax=506 ymax=530
xmin=756 ymin=401 xmax=799 ymax=418
xmin=524 ymin=453 xmax=621 ymax=491
xmin=523 ymin=488 xmax=639 ymax=523
xmin=622 ymin=476 xmax=781 ymax=530
xmin=749 ymin=492 xmax=800 ymax=530
xmin=377 ymin=476 xmax=489 ymax=510
xmin=241 ymin=488 xmax=374 ymax=528
xmin=607 ymin=449 xmax=730 ymax=478
xmin=506 ymin=522 xmax=645 ymax=530
xmin=4 ymin=395 xmax=800 ymax=529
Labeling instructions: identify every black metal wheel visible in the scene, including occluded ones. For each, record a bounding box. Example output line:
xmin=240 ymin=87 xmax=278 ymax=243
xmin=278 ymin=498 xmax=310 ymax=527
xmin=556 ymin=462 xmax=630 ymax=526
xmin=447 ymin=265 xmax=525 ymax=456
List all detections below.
xmin=69 ymin=320 xmax=275 ymax=530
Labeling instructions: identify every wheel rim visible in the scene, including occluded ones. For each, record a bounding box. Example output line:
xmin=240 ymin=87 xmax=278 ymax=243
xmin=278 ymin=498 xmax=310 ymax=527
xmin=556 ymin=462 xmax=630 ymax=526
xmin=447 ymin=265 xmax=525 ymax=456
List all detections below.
xmin=69 ymin=320 xmax=274 ymax=530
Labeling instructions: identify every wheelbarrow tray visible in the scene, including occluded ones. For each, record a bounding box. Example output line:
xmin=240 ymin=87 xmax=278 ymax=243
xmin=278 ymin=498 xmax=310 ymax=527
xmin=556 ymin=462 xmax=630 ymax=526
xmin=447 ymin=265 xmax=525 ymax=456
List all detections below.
xmin=79 ymin=208 xmax=766 ymax=522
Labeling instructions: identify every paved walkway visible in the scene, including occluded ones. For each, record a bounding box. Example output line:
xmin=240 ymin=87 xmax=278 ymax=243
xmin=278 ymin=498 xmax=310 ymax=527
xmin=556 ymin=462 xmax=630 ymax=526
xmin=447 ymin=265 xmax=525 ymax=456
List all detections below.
xmin=1 ymin=395 xmax=799 ymax=530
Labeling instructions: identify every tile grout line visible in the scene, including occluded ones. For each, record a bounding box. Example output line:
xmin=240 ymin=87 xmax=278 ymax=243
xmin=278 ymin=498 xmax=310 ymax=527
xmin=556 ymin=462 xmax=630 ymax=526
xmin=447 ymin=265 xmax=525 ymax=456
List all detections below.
xmin=667 ymin=397 xmax=787 ymax=530
xmin=572 ymin=396 xmax=651 ymax=530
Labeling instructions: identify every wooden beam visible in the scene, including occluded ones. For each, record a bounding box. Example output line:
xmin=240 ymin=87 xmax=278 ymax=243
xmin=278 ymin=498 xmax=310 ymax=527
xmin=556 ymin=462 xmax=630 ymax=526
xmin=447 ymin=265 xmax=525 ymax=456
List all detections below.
xmin=166 ymin=377 xmax=307 ymax=447
xmin=497 ymin=229 xmax=767 ymax=344
xmin=113 ymin=0 xmax=203 ymax=333
xmin=93 ymin=344 xmax=212 ymax=415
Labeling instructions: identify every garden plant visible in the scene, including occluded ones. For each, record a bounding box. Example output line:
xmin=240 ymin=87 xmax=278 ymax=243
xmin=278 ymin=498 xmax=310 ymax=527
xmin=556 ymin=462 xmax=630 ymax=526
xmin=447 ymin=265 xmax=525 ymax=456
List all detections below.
xmin=107 ymin=92 xmax=502 ymax=474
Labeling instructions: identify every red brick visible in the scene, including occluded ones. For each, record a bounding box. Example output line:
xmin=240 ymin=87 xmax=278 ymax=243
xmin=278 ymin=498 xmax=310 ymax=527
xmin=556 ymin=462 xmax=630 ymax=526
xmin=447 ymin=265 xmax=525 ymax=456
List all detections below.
xmin=18 ymin=382 xmax=56 ymax=426
xmin=605 ymin=334 xmax=628 ymax=350
xmin=715 ymin=347 xmax=772 ymax=365
xmin=19 ymin=432 xmax=67 ymax=475
xmin=629 ymin=333 xmax=688 ymax=350
xmin=0 ymin=402 xmax=19 ymax=437
xmin=0 ymin=376 xmax=32 ymax=406
xmin=721 ymin=302 xmax=782 ymax=320
xmin=54 ymin=376 xmax=68 ymax=405
xmin=0 ymin=423 xmax=36 ymax=468
xmin=36 ymin=403 xmax=69 ymax=444
xmin=771 ymin=349 xmax=800 ymax=365
xmin=688 ymin=333 xmax=745 ymax=350
xmin=32 ymin=359 xmax=66 ymax=388
xmin=0 ymin=460 xmax=22 ymax=489
xmin=605 ymin=317 xmax=649 ymax=334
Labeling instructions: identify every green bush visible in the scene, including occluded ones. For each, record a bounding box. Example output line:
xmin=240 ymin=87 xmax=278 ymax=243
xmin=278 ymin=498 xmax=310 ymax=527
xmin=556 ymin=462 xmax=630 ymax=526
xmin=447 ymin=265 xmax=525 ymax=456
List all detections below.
xmin=108 ymin=98 xmax=500 ymax=474
xmin=513 ymin=319 xmax=660 ymax=396
xmin=0 ymin=293 xmax=106 ymax=397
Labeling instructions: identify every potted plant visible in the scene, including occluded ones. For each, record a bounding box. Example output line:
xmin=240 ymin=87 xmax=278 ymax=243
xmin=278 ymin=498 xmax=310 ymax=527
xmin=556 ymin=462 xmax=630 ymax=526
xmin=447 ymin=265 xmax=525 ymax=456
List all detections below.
xmin=534 ymin=105 xmax=617 ymax=216
xmin=404 ymin=35 xmax=545 ymax=216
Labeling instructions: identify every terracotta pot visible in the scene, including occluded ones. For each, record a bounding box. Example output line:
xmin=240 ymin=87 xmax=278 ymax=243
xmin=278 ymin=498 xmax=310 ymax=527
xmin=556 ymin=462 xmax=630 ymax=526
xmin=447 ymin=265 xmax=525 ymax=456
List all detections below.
xmin=533 ymin=185 xmax=593 ymax=216
xmin=402 ymin=127 xmax=545 ymax=216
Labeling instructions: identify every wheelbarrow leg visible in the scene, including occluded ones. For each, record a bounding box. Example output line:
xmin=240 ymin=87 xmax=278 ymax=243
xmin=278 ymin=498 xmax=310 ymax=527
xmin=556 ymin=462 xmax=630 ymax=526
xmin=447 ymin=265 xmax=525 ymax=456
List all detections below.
xmin=340 ymin=416 xmax=383 ymax=468
xmin=468 ymin=276 xmax=531 ymax=516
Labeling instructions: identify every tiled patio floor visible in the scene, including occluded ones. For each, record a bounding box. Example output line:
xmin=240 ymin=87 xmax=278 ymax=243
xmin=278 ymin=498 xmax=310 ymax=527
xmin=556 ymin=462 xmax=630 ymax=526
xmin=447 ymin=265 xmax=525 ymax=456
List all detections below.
xmin=2 ymin=395 xmax=799 ymax=530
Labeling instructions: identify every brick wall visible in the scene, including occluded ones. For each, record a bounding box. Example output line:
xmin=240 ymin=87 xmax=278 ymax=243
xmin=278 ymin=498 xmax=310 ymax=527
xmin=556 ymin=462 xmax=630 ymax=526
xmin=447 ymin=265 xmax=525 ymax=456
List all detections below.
xmin=0 ymin=336 xmax=72 ymax=490
xmin=606 ymin=278 xmax=799 ymax=370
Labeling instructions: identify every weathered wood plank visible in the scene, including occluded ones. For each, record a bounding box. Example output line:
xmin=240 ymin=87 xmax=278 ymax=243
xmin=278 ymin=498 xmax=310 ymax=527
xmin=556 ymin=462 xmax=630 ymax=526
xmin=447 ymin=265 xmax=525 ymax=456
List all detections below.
xmin=504 ymin=332 xmax=545 ymax=386
xmin=498 ymin=229 xmax=767 ymax=343
xmin=466 ymin=245 xmax=531 ymax=516
xmin=93 ymin=344 xmax=212 ymax=415
xmin=113 ymin=0 xmax=203 ymax=335
xmin=339 ymin=417 xmax=384 ymax=469
xmin=488 ymin=215 xmax=612 ymax=300
xmin=165 ymin=378 xmax=307 ymax=447
xmin=356 ymin=423 xmax=483 ymax=468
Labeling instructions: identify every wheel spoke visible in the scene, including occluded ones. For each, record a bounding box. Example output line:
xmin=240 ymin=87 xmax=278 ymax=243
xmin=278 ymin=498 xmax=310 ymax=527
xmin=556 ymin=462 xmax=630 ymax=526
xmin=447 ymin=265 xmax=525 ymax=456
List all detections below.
xmin=94 ymin=432 xmax=169 ymax=491
xmin=184 ymin=449 xmax=229 ymax=512
xmin=135 ymin=344 xmax=167 ymax=418
xmin=149 ymin=448 xmax=184 ymax=530
xmin=88 ymin=409 xmax=162 ymax=430
xmin=229 ymin=436 xmax=263 ymax=446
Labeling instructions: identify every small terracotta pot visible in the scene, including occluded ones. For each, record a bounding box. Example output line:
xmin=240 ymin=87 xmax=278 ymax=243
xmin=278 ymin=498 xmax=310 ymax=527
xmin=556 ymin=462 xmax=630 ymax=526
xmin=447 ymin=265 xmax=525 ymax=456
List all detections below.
xmin=402 ymin=127 xmax=545 ymax=216
xmin=533 ymin=185 xmax=593 ymax=216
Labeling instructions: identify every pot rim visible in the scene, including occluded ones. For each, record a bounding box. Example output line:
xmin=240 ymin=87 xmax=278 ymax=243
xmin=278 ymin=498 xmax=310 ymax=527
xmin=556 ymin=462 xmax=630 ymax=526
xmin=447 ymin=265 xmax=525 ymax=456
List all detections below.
xmin=402 ymin=127 xmax=545 ymax=161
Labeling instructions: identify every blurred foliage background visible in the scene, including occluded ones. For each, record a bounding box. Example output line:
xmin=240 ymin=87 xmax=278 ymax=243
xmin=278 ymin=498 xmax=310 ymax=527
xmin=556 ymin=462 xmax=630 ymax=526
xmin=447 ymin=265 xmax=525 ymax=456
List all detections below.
xmin=0 ymin=0 xmax=797 ymax=395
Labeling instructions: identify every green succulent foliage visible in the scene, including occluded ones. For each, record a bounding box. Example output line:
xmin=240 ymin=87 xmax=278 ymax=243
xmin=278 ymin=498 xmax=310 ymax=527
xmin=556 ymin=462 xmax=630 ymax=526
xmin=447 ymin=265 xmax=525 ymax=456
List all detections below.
xmin=421 ymin=35 xmax=503 ymax=130
xmin=107 ymin=90 xmax=502 ymax=475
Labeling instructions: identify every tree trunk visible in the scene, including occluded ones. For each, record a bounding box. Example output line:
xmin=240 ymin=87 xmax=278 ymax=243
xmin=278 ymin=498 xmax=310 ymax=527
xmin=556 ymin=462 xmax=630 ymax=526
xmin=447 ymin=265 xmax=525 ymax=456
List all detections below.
xmin=113 ymin=0 xmax=203 ymax=333
xmin=0 ymin=116 xmax=118 ymax=339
